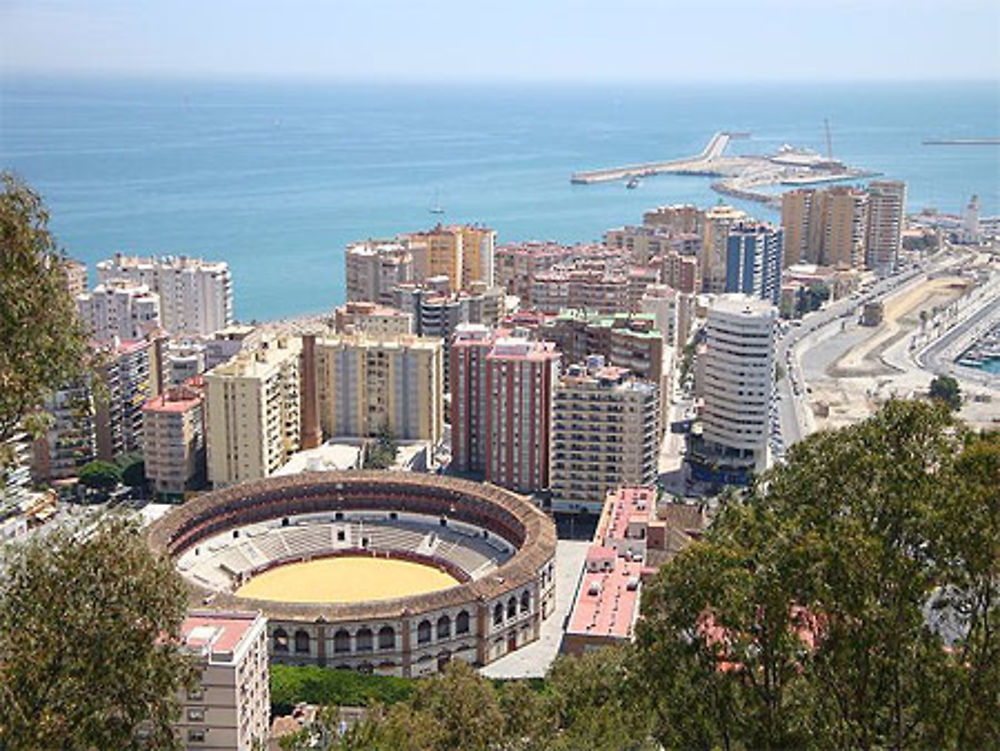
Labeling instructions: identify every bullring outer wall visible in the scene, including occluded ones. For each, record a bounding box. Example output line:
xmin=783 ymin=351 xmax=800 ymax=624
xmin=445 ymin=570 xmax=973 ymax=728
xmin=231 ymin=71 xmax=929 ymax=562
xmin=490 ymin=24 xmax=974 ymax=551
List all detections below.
xmin=147 ymin=471 xmax=557 ymax=677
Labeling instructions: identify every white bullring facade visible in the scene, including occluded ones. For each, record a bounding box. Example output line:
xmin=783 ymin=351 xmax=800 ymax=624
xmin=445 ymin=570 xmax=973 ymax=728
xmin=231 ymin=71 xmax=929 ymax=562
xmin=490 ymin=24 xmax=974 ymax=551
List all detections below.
xmin=148 ymin=472 xmax=557 ymax=677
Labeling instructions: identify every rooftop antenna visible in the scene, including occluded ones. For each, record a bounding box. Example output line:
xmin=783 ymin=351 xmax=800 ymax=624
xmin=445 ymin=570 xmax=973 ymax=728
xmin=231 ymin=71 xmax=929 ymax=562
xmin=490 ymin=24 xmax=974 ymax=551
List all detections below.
xmin=824 ymin=118 xmax=834 ymax=161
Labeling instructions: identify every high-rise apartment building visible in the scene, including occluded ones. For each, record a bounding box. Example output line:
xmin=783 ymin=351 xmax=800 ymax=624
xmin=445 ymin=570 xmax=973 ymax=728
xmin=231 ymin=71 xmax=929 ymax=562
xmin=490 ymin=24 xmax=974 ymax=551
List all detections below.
xmin=176 ymin=611 xmax=269 ymax=751
xmin=550 ymin=362 xmax=659 ymax=514
xmin=76 ymin=280 xmax=162 ymax=342
xmin=205 ymin=337 xmax=302 ymax=487
xmin=345 ymin=241 xmax=413 ymax=305
xmin=449 ymin=327 xmax=560 ymax=493
xmin=540 ymin=311 xmax=669 ymax=424
xmin=143 ymin=380 xmax=206 ymax=498
xmin=701 ymin=205 xmax=747 ymax=293
xmin=725 ymin=222 xmax=784 ymax=304
xmin=449 ymin=325 xmax=494 ymax=475
xmin=311 ymin=334 xmax=443 ymax=444
xmin=640 ymin=284 xmax=681 ymax=349
xmin=30 ymin=378 xmax=96 ymax=483
xmin=660 ymin=250 xmax=701 ymax=294
xmin=866 ymin=180 xmax=906 ymax=274
xmin=782 ymin=187 xmax=869 ymax=269
xmin=484 ymin=336 xmax=560 ymax=494
xmin=94 ymin=338 xmax=155 ymax=461
xmin=96 ymin=254 xmax=233 ymax=336
xmin=694 ymin=295 xmax=776 ymax=481
xmin=404 ymin=224 xmax=496 ymax=292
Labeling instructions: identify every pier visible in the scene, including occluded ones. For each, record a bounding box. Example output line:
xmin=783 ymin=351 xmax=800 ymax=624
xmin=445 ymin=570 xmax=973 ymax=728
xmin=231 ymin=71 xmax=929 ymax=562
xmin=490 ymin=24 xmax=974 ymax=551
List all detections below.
xmin=570 ymin=131 xmax=748 ymax=184
xmin=571 ymin=130 xmax=878 ymax=205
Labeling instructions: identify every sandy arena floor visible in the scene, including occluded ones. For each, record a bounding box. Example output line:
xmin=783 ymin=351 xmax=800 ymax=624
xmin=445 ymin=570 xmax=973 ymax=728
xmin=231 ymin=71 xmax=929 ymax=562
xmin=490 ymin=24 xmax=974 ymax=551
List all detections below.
xmin=235 ymin=556 xmax=459 ymax=603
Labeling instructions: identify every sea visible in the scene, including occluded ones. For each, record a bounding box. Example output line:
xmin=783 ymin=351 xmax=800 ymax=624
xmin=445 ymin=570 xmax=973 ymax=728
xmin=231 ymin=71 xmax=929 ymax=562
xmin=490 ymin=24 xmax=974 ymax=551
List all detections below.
xmin=1 ymin=76 xmax=998 ymax=322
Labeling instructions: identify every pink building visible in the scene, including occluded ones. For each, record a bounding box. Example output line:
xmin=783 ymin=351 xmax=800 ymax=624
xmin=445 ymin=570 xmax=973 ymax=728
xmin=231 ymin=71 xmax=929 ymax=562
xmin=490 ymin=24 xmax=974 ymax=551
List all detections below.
xmin=561 ymin=486 xmax=655 ymax=654
xmin=450 ymin=325 xmax=560 ymax=494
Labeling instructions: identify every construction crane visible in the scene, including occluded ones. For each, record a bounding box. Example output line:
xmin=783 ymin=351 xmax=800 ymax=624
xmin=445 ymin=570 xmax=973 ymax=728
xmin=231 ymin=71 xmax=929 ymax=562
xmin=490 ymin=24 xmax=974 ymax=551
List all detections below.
xmin=824 ymin=118 xmax=834 ymax=161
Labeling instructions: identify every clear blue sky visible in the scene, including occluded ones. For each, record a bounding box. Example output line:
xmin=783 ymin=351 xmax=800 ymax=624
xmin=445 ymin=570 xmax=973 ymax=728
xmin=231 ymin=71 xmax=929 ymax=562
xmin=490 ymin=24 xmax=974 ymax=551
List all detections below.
xmin=2 ymin=0 xmax=999 ymax=82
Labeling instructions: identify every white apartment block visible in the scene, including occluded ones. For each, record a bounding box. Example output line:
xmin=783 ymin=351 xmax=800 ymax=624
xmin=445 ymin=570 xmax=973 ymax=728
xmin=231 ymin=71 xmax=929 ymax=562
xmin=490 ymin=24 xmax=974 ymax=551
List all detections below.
xmin=344 ymin=241 xmax=413 ymax=305
xmin=97 ymin=253 xmax=233 ymax=336
xmin=176 ymin=611 xmax=269 ymax=751
xmin=866 ymin=180 xmax=906 ymax=275
xmin=551 ymin=362 xmax=660 ymax=514
xmin=313 ymin=334 xmax=443 ymax=444
xmin=701 ymin=295 xmax=776 ymax=474
xmin=205 ymin=337 xmax=301 ymax=488
xmin=76 ymin=280 xmax=162 ymax=342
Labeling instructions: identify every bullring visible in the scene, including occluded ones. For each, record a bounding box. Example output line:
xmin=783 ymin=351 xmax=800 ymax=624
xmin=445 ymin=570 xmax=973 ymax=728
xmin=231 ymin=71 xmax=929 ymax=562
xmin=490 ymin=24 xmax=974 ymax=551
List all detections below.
xmin=147 ymin=471 xmax=557 ymax=677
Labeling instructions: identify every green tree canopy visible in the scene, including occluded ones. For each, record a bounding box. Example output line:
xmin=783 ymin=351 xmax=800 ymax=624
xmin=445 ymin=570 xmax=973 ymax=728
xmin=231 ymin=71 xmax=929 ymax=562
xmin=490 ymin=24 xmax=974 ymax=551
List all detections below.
xmin=0 ymin=518 xmax=197 ymax=749
xmin=635 ymin=400 xmax=1000 ymax=749
xmin=929 ymin=373 xmax=962 ymax=411
xmin=77 ymin=460 xmax=122 ymax=492
xmin=117 ymin=453 xmax=147 ymax=488
xmin=0 ymin=173 xmax=90 ymax=465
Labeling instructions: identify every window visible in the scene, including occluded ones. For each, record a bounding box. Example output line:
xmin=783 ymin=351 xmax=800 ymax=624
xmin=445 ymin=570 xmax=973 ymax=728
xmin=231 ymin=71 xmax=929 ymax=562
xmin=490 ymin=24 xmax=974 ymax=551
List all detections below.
xmin=187 ymin=708 xmax=205 ymax=722
xmin=273 ymin=628 xmax=289 ymax=653
xmin=417 ymin=620 xmax=432 ymax=644
xmin=378 ymin=626 xmax=396 ymax=650
xmin=294 ymin=630 xmax=310 ymax=654
xmin=493 ymin=603 xmax=504 ymax=626
xmin=187 ymin=687 xmax=204 ymax=701
xmin=520 ymin=591 xmax=531 ymax=614
xmin=334 ymin=629 xmax=351 ymax=653
xmin=507 ymin=597 xmax=517 ymax=619
xmin=187 ymin=729 xmax=206 ymax=743
xmin=456 ymin=610 xmax=470 ymax=635
xmin=356 ymin=628 xmax=373 ymax=652
xmin=437 ymin=615 xmax=451 ymax=640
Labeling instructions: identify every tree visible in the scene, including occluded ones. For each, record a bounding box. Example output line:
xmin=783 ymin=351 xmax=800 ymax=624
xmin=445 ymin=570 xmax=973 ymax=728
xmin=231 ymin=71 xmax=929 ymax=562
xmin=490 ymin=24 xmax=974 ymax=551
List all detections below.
xmin=0 ymin=173 xmax=90 ymax=465
xmin=77 ymin=460 xmax=122 ymax=493
xmin=929 ymin=374 xmax=962 ymax=411
xmin=0 ymin=518 xmax=197 ymax=750
xmin=117 ymin=453 xmax=147 ymax=489
xmin=363 ymin=428 xmax=399 ymax=470
xmin=635 ymin=400 xmax=1000 ymax=749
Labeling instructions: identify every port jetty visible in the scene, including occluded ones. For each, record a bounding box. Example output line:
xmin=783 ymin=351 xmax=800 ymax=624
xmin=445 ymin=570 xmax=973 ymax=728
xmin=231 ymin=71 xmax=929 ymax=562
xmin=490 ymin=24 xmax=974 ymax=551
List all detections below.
xmin=571 ymin=131 xmax=879 ymax=207
xmin=922 ymin=138 xmax=1000 ymax=146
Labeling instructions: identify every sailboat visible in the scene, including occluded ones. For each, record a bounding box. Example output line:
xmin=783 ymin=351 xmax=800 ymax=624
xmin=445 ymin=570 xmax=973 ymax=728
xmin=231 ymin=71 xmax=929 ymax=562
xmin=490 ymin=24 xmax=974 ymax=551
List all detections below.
xmin=428 ymin=189 xmax=445 ymax=215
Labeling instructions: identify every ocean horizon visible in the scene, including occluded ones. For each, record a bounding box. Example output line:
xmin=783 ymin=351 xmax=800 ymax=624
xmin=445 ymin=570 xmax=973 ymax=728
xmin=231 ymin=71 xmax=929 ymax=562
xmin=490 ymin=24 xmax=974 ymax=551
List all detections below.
xmin=2 ymin=76 xmax=998 ymax=321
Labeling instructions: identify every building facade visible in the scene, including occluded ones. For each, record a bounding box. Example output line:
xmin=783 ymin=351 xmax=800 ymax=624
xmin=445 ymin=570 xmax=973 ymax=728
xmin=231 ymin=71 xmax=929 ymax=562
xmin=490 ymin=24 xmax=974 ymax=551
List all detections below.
xmin=143 ymin=380 xmax=206 ymax=498
xmin=312 ymin=334 xmax=443 ymax=444
xmin=176 ymin=611 xmax=270 ymax=751
xmin=31 ymin=378 xmax=96 ymax=483
xmin=96 ymin=254 xmax=233 ymax=337
xmin=550 ymin=363 xmax=659 ymax=514
xmin=345 ymin=241 xmax=413 ymax=305
xmin=205 ymin=337 xmax=302 ymax=487
xmin=484 ymin=336 xmax=560 ymax=494
xmin=701 ymin=205 xmax=747 ymax=293
xmin=333 ymin=301 xmax=414 ymax=337
xmin=866 ymin=180 xmax=906 ymax=275
xmin=725 ymin=222 xmax=784 ymax=304
xmin=76 ymin=280 xmax=162 ymax=342
xmin=694 ymin=295 xmax=776 ymax=481
xmin=782 ymin=187 xmax=869 ymax=270
xmin=94 ymin=338 xmax=155 ymax=461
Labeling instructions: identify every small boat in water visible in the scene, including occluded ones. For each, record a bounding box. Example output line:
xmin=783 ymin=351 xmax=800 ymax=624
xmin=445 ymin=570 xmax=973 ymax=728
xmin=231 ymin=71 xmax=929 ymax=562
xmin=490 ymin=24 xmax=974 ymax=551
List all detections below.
xmin=626 ymin=176 xmax=641 ymax=189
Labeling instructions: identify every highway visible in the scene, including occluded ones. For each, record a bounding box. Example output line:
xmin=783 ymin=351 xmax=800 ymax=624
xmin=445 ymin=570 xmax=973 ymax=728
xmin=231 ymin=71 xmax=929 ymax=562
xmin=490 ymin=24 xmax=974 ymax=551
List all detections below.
xmin=773 ymin=260 xmax=934 ymax=455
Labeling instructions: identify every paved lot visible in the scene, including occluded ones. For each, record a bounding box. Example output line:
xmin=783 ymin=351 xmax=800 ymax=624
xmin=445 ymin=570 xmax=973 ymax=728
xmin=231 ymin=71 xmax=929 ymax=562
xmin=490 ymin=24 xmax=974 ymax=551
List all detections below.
xmin=479 ymin=539 xmax=590 ymax=679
